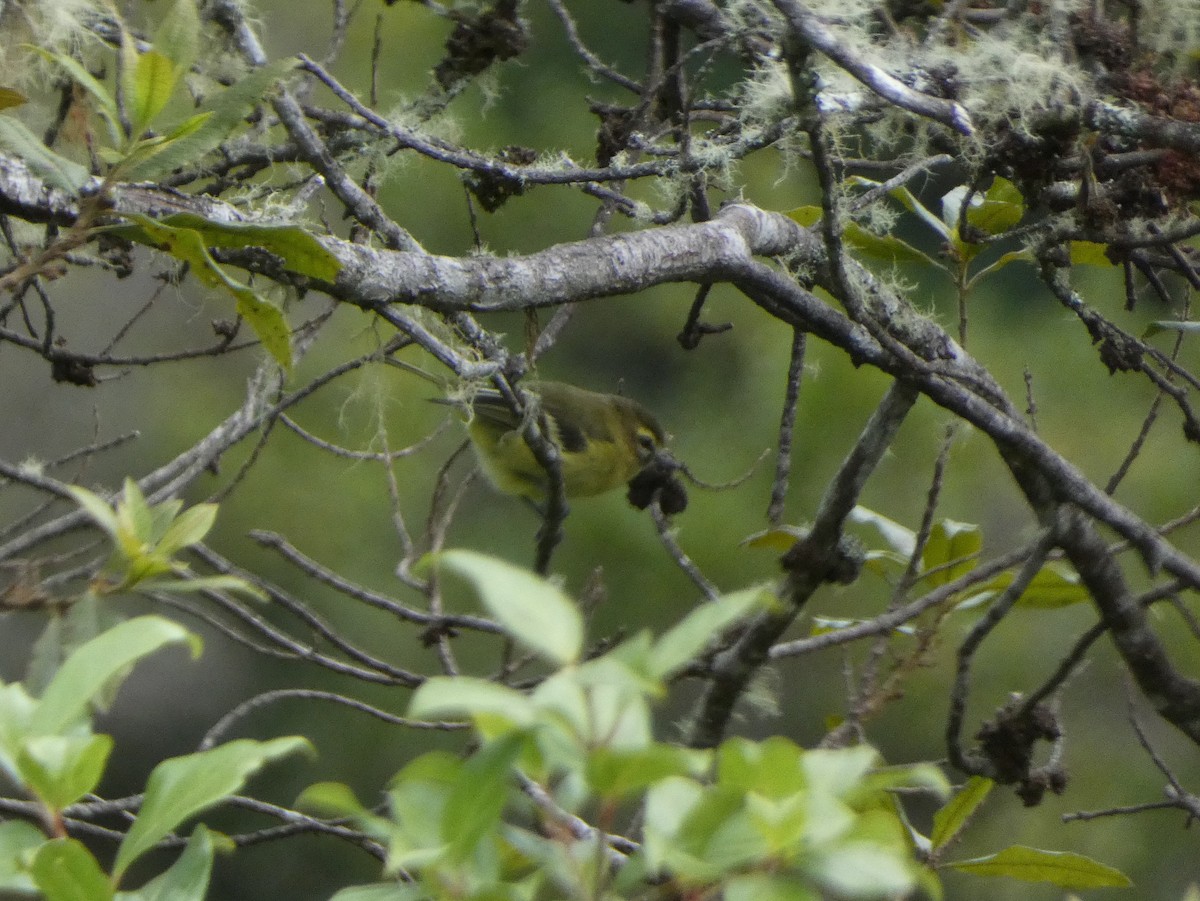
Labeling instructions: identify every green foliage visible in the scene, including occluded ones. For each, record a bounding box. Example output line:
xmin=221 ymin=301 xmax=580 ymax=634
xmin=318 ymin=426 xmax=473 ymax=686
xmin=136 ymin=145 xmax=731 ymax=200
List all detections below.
xmin=930 ymin=776 xmax=993 ymax=851
xmin=309 ymin=552 xmax=1131 ymax=899
xmin=798 ymin=176 xmax=1038 ymax=295
xmin=0 ymin=617 xmax=309 ymax=900
xmin=109 ymin=213 xmax=296 ymax=370
xmin=307 ymin=552 xmax=954 ymax=900
xmin=68 ymin=478 xmax=260 ymax=599
xmin=9 ymin=0 xmax=313 ymax=370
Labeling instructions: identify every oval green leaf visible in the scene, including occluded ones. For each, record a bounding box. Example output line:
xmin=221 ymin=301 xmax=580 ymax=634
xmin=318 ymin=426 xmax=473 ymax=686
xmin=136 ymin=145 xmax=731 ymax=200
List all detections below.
xmin=430 ymin=550 xmax=583 ymax=665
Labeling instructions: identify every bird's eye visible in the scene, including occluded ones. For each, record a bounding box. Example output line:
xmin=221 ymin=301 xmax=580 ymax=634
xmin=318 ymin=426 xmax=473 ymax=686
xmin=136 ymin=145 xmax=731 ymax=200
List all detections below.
xmin=636 ymin=429 xmax=657 ymax=457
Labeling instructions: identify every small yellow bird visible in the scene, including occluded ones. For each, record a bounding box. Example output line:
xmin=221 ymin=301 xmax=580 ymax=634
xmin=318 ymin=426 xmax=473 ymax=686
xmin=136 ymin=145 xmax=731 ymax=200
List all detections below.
xmin=456 ymin=381 xmax=668 ymax=501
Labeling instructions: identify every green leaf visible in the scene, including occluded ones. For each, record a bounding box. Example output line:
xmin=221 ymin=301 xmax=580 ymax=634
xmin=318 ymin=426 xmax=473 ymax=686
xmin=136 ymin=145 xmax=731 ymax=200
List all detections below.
xmin=408 ymin=676 xmax=535 ymax=729
xmin=864 ymin=761 xmax=951 ymax=800
xmin=725 ymin=873 xmax=820 ymax=901
xmin=966 ymin=248 xmax=1035 ymax=288
xmin=784 ymin=205 xmax=821 ymax=227
xmin=157 ymin=213 xmax=341 ymax=281
xmin=718 ymin=736 xmax=805 ymax=798
xmin=946 ymin=845 xmax=1132 ymax=888
xmin=65 ymin=485 xmax=122 ymax=543
xmin=1070 ymin=241 xmax=1115 ymax=267
xmin=961 ymin=562 xmax=1089 ymax=610
xmin=801 ymin=745 xmax=880 ymax=799
xmin=430 ymin=550 xmax=583 ymax=665
xmin=587 ymin=744 xmax=701 ymax=800
xmin=931 ymin=776 xmax=993 ymax=850
xmin=155 ymin=503 xmax=217 ymax=558
xmin=131 ymin=824 xmax=215 ymax=901
xmin=153 ymin=0 xmax=201 ymax=78
xmin=114 ymin=736 xmax=311 ymax=879
xmin=850 ymin=506 xmax=917 ymax=557
xmin=650 ymin=586 xmax=774 ymax=679
xmin=0 ymin=117 xmax=90 ymax=194
xmin=31 ymin=839 xmax=113 ymax=901
xmin=443 ymin=731 xmax=526 ymax=861
xmin=845 ymin=222 xmax=939 ymax=267
xmin=966 ymin=177 xmax=1024 ymax=236
xmin=112 ymin=213 xmax=293 ymax=370
xmin=0 ymin=820 xmax=44 ymax=892
xmin=787 ymin=202 xmax=939 ymax=268
xmin=921 ymin=519 xmax=981 ymax=587
xmin=116 ymin=478 xmax=155 ymax=549
xmin=810 ymin=842 xmax=916 ymax=897
xmin=122 ymin=59 xmax=297 ymax=181
xmin=139 ymin=574 xmax=266 ymax=600
xmin=18 ymin=733 xmax=113 ymax=810
xmin=295 ymin=781 xmax=369 ymax=818
xmin=33 ymin=616 xmax=200 ymax=735
xmin=129 ymin=50 xmax=178 ymax=134
xmin=891 ymin=185 xmax=952 ymax=241
xmin=741 ymin=525 xmax=807 ymax=552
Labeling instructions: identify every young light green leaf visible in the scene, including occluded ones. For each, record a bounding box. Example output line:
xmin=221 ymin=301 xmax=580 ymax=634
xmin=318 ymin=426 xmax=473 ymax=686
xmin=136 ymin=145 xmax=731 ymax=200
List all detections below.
xmin=922 ymin=519 xmax=981 ymax=587
xmin=931 ymin=776 xmax=993 ymax=850
xmin=0 ymin=820 xmax=43 ymax=892
xmin=131 ymin=824 xmax=215 ymax=901
xmin=431 ymin=550 xmax=583 ymax=665
xmin=18 ymin=733 xmax=113 ymax=810
xmin=66 ymin=484 xmax=122 ymax=542
xmin=650 ymin=586 xmax=775 ymax=679
xmin=31 ymin=839 xmax=113 ymax=901
xmin=0 ymin=118 xmax=89 ymax=194
xmin=114 ymin=736 xmax=311 ymax=879
xmin=443 ymin=731 xmax=526 ymax=861
xmin=295 ymin=781 xmax=369 ymax=818
xmin=130 ymin=50 xmax=178 ymax=134
xmin=725 ymin=873 xmax=820 ymax=901
xmin=408 ymin=676 xmax=535 ymax=728
xmin=117 ymin=478 xmax=155 ymax=547
xmin=122 ymin=59 xmax=297 ymax=181
xmin=140 ymin=574 xmax=266 ymax=601
xmin=32 ymin=616 xmax=200 ymax=735
xmin=155 ymin=503 xmax=217 ymax=558
xmin=811 ymin=843 xmax=916 ymax=897
xmin=946 ymin=845 xmax=1132 ymax=888
xmin=587 ymin=744 xmax=703 ymax=801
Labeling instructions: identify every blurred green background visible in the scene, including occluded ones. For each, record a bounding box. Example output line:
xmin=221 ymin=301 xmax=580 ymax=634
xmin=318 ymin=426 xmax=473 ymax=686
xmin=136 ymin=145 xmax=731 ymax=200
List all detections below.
xmin=4 ymin=1 xmax=1200 ymax=898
